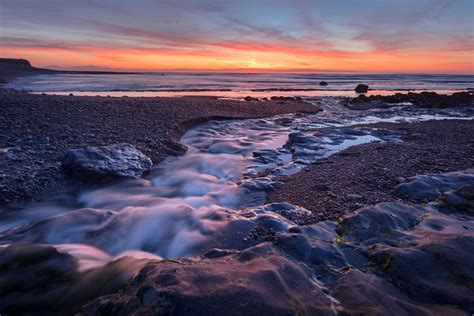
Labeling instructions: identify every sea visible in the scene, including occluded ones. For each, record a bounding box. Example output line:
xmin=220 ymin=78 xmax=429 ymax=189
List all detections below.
xmin=6 ymin=72 xmax=474 ymax=98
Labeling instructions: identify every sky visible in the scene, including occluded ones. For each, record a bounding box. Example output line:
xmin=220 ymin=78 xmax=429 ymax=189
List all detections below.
xmin=1 ymin=0 xmax=473 ymax=73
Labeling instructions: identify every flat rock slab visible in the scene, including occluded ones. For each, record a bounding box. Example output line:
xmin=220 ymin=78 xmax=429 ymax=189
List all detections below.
xmin=62 ymin=143 xmax=152 ymax=181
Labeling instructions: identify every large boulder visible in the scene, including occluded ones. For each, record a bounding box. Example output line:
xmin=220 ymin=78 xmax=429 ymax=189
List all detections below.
xmin=81 ymin=250 xmax=334 ymax=316
xmin=0 ymin=243 xmax=146 ymax=315
xmin=62 ymin=143 xmax=152 ymax=181
xmin=355 ymin=84 xmax=369 ymax=93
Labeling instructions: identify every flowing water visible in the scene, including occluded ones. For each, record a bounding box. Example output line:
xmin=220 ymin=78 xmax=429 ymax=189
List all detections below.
xmin=0 ymin=98 xmax=472 ymax=271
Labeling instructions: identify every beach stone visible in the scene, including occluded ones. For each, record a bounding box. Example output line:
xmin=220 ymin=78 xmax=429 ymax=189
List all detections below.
xmin=62 ymin=143 xmax=152 ymax=181
xmin=355 ymin=84 xmax=369 ymax=93
xmin=319 ymin=81 xmax=328 ymax=86
xmin=252 ymin=202 xmax=315 ymax=225
xmin=241 ymin=177 xmax=282 ymax=191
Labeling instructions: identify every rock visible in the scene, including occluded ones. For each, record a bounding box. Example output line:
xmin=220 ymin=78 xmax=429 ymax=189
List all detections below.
xmin=397 ymin=169 xmax=474 ymax=201
xmin=270 ymin=96 xmax=302 ymax=101
xmin=348 ymin=91 xmax=474 ymax=109
xmin=336 ymin=203 xmax=426 ymax=243
xmin=319 ymin=81 xmax=328 ymax=86
xmin=244 ymin=96 xmax=259 ymax=102
xmin=62 ymin=143 xmax=152 ymax=181
xmin=202 ymin=248 xmax=237 ymax=259
xmin=355 ymin=84 xmax=369 ymax=94
xmin=333 ymin=270 xmax=465 ymax=316
xmin=252 ymin=202 xmax=315 ymax=225
xmin=436 ymin=184 xmax=474 ymax=215
xmin=81 ymin=253 xmax=334 ymax=315
xmin=0 ymin=243 xmax=146 ymax=315
xmin=346 ymin=193 xmax=364 ymax=201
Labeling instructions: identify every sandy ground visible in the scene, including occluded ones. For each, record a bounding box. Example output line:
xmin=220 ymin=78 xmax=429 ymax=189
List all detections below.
xmin=267 ymin=119 xmax=474 ymax=221
xmin=0 ymin=89 xmax=319 ymax=205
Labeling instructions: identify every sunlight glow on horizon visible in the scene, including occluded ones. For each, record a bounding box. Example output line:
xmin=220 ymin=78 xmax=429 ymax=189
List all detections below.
xmin=1 ymin=0 xmax=473 ymax=73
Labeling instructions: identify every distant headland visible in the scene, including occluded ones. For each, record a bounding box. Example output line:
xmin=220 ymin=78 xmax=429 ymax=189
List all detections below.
xmin=0 ymin=58 xmax=140 ymax=83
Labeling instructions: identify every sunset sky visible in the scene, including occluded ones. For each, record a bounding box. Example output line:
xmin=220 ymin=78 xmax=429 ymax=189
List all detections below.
xmin=1 ymin=0 xmax=473 ymax=73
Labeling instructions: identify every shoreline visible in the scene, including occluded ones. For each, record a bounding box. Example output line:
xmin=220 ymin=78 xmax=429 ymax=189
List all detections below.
xmin=1 ymin=86 xmax=472 ymax=207
xmin=0 ymin=88 xmax=320 ymax=205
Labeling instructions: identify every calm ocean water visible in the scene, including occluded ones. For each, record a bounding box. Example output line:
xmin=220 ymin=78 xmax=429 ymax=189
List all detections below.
xmin=8 ymin=72 xmax=474 ymax=98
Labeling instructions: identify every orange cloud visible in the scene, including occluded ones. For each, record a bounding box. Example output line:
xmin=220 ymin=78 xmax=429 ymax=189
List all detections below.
xmin=2 ymin=42 xmax=472 ymax=73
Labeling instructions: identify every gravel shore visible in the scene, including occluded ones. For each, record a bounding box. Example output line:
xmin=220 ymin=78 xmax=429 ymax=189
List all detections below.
xmin=267 ymin=119 xmax=474 ymax=221
xmin=0 ymin=89 xmax=319 ymax=205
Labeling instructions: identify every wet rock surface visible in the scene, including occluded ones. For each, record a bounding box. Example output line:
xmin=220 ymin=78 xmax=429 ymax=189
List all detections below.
xmin=80 ymin=170 xmax=474 ymax=315
xmin=397 ymin=169 xmax=474 ymax=201
xmin=62 ymin=143 xmax=153 ymax=181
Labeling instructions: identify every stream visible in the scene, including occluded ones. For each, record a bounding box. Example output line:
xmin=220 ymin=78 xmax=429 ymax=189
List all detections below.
xmin=0 ymin=98 xmax=471 ymax=268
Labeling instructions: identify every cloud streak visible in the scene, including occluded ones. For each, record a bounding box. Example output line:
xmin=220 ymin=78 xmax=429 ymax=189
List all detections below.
xmin=1 ymin=0 xmax=472 ymax=72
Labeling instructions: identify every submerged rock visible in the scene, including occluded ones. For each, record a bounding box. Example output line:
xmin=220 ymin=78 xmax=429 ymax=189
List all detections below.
xmin=319 ymin=81 xmax=328 ymax=86
xmin=62 ymin=143 xmax=152 ymax=181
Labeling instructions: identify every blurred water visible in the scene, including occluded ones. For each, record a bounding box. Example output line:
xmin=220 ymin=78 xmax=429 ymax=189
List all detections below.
xmin=8 ymin=72 xmax=473 ymax=98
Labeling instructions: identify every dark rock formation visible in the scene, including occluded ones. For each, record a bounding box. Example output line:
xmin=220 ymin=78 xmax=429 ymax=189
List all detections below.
xmin=349 ymin=91 xmax=474 ymax=109
xmin=0 ymin=58 xmax=32 ymax=66
xmin=270 ymin=96 xmax=303 ymax=101
xmin=319 ymin=81 xmax=328 ymax=86
xmin=0 ymin=58 xmax=55 ymax=82
xmin=244 ymin=96 xmax=259 ymax=102
xmin=0 ymin=243 xmax=146 ymax=315
xmin=62 ymin=143 xmax=152 ymax=181
xmin=355 ymin=84 xmax=369 ymax=93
